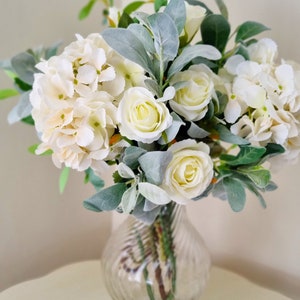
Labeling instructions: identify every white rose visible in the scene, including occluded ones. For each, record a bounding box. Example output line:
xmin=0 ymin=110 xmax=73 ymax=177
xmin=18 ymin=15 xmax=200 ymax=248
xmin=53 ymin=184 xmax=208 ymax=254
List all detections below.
xmin=161 ymin=139 xmax=214 ymax=204
xmin=170 ymin=64 xmax=216 ymax=121
xmin=181 ymin=3 xmax=206 ymax=43
xmin=248 ymin=38 xmax=278 ymax=65
xmin=117 ymin=87 xmax=172 ymax=143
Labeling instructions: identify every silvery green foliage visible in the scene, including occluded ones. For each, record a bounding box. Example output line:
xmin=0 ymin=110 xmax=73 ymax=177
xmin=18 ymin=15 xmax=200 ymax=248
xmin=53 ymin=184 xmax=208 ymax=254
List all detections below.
xmin=0 ymin=42 xmax=61 ymax=124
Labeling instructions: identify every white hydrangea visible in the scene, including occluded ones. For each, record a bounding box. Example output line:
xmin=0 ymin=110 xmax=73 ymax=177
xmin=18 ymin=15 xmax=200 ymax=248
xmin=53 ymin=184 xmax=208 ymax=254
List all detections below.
xmin=221 ymin=38 xmax=300 ymax=164
xmin=30 ymin=33 xmax=145 ymax=172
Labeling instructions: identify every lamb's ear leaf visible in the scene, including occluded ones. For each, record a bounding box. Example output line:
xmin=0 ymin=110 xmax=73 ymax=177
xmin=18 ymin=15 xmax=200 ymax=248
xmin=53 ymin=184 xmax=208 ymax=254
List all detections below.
xmin=102 ymin=28 xmax=154 ymax=77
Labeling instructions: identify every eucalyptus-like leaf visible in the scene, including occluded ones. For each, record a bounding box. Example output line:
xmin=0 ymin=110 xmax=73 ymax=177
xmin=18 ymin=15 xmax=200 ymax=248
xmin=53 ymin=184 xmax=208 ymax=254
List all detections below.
xmin=260 ymin=143 xmax=285 ymax=163
xmin=164 ymin=0 xmax=186 ymax=35
xmin=85 ymin=168 xmax=105 ymax=191
xmin=138 ymin=151 xmax=173 ymax=185
xmin=128 ymin=24 xmax=156 ymax=54
xmin=230 ymin=172 xmax=267 ymax=209
xmin=235 ymin=21 xmax=270 ymax=43
xmin=59 ymin=167 xmax=70 ymax=194
xmin=168 ymin=44 xmax=221 ymax=78
xmin=187 ymin=122 xmax=210 ymax=139
xmin=118 ymin=162 xmax=136 ymax=179
xmin=11 ymin=52 xmax=39 ymax=85
xmin=158 ymin=112 xmax=185 ymax=144
xmin=201 ymin=14 xmax=230 ymax=53
xmin=215 ymin=123 xmax=249 ymax=145
xmin=121 ymin=185 xmax=138 ymax=214
xmin=215 ymin=0 xmax=228 ymax=19
xmin=221 ymin=146 xmax=266 ymax=166
xmin=223 ymin=177 xmax=246 ymax=212
xmin=238 ymin=166 xmax=271 ymax=188
xmin=138 ymin=182 xmax=171 ymax=205
xmin=144 ymin=79 xmax=160 ymax=96
xmin=132 ymin=199 xmax=161 ymax=225
xmin=102 ymin=28 xmax=154 ymax=77
xmin=148 ymin=12 xmax=179 ymax=71
xmin=122 ymin=146 xmax=147 ymax=170
xmin=7 ymin=91 xmax=32 ymax=124
xmin=0 ymin=89 xmax=19 ymax=100
xmin=45 ymin=41 xmax=62 ymax=59
xmin=83 ymin=183 xmax=127 ymax=212
xmin=185 ymin=0 xmax=213 ymax=14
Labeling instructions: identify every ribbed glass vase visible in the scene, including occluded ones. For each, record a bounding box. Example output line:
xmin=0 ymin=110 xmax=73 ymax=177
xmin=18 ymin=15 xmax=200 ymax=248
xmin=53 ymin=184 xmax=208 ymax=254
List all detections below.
xmin=102 ymin=203 xmax=211 ymax=300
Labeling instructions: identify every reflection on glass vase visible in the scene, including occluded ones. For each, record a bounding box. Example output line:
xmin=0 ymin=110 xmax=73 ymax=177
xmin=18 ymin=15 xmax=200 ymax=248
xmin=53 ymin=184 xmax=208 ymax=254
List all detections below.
xmin=102 ymin=202 xmax=211 ymax=300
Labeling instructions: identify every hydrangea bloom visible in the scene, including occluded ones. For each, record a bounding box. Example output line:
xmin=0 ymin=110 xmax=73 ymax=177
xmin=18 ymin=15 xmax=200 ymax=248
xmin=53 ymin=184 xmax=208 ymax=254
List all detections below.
xmin=30 ymin=33 xmax=145 ymax=171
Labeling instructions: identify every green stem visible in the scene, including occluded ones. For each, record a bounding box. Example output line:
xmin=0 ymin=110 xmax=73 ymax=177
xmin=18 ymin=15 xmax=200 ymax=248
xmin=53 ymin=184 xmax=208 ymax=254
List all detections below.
xmin=136 ymin=230 xmax=156 ymax=300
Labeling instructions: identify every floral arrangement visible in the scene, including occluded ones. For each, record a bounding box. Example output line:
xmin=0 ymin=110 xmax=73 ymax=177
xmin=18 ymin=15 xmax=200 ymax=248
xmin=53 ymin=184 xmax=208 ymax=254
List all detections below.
xmin=1 ymin=0 xmax=300 ymax=226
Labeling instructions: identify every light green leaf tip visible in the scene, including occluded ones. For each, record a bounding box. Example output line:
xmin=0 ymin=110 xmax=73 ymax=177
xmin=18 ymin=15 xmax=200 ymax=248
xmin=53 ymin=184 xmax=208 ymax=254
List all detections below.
xmin=59 ymin=167 xmax=70 ymax=194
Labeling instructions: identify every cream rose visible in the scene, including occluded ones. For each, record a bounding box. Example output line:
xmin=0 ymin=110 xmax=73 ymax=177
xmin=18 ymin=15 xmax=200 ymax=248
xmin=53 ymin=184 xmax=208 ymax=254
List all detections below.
xmin=181 ymin=3 xmax=206 ymax=43
xmin=169 ymin=64 xmax=216 ymax=121
xmin=117 ymin=87 xmax=172 ymax=143
xmin=161 ymin=139 xmax=214 ymax=204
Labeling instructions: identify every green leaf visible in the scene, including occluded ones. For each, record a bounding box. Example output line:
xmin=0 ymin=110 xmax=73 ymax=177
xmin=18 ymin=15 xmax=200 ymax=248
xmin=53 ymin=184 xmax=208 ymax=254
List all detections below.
xmin=167 ymin=44 xmax=221 ymax=78
xmin=21 ymin=115 xmax=35 ymax=125
xmin=164 ymin=0 xmax=186 ymax=35
xmin=102 ymin=28 xmax=154 ymax=77
xmin=122 ymin=146 xmax=147 ymax=169
xmin=215 ymin=124 xmax=249 ymax=145
xmin=138 ymin=182 xmax=171 ymax=205
xmin=138 ymin=151 xmax=173 ymax=185
xmin=185 ymin=0 xmax=213 ymax=14
xmin=28 ymin=144 xmax=52 ymax=155
xmin=132 ymin=198 xmax=161 ymax=225
xmin=158 ymin=112 xmax=185 ymax=144
xmin=148 ymin=12 xmax=179 ymax=71
xmin=235 ymin=21 xmax=270 ymax=43
xmin=221 ymin=146 xmax=266 ymax=166
xmin=128 ymin=24 xmax=156 ymax=54
xmin=0 ymin=89 xmax=19 ymax=100
xmin=84 ymin=168 xmax=105 ymax=191
xmin=121 ymin=185 xmax=138 ymax=214
xmin=154 ymin=0 xmax=168 ymax=12
xmin=14 ymin=78 xmax=32 ymax=92
xmin=261 ymin=143 xmax=285 ymax=161
xmin=212 ymin=176 xmax=247 ymax=211
xmin=187 ymin=122 xmax=210 ymax=139
xmin=233 ymin=173 xmax=267 ymax=208
xmin=124 ymin=1 xmax=146 ymax=14
xmin=215 ymin=0 xmax=228 ymax=19
xmin=118 ymin=11 xmax=134 ymax=28
xmin=59 ymin=167 xmax=70 ymax=194
xmin=83 ymin=183 xmax=127 ymax=212
xmin=201 ymin=14 xmax=230 ymax=53
xmin=238 ymin=166 xmax=271 ymax=188
xmin=78 ymin=0 xmax=97 ymax=20
xmin=11 ymin=52 xmax=38 ymax=85
xmin=7 ymin=91 xmax=32 ymax=124
xmin=45 ymin=41 xmax=62 ymax=59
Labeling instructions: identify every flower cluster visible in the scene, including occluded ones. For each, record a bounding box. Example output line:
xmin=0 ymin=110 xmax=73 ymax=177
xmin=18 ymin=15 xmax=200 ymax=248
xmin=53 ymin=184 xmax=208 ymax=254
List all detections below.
xmin=1 ymin=0 xmax=299 ymax=223
xmin=222 ymin=38 xmax=300 ymax=164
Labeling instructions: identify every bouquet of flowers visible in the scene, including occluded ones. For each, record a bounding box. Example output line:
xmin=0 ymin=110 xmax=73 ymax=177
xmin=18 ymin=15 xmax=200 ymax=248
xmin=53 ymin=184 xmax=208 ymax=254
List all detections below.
xmin=1 ymin=0 xmax=300 ymax=298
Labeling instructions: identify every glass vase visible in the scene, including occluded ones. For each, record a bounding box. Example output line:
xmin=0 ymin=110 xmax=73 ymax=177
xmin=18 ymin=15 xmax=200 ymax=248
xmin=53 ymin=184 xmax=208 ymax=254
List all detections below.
xmin=102 ymin=203 xmax=211 ymax=300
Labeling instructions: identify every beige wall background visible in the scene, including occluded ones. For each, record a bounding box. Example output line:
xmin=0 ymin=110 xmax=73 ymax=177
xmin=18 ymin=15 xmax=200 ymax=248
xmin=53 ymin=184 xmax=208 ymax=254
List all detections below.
xmin=0 ymin=0 xmax=300 ymax=299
